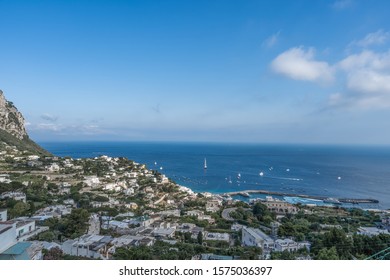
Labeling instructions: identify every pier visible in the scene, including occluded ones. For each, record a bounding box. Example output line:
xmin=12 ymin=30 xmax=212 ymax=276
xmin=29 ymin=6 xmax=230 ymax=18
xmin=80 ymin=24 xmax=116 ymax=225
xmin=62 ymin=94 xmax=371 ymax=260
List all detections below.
xmin=222 ymin=189 xmax=379 ymax=204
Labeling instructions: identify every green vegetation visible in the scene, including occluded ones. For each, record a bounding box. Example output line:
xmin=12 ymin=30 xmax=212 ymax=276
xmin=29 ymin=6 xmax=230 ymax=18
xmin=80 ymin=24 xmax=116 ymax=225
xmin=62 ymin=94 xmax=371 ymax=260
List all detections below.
xmin=0 ymin=129 xmax=51 ymax=156
xmin=113 ymin=240 xmax=262 ymax=260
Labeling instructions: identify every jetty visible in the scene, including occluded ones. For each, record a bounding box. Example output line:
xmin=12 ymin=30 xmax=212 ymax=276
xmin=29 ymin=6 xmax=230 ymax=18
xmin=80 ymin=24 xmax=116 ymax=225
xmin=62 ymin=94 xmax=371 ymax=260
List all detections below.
xmin=222 ymin=189 xmax=379 ymax=204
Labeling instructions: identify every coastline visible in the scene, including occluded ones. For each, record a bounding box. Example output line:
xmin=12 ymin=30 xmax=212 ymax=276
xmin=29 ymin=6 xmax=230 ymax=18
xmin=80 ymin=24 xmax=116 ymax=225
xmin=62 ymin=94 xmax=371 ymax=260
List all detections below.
xmin=39 ymin=141 xmax=390 ymax=210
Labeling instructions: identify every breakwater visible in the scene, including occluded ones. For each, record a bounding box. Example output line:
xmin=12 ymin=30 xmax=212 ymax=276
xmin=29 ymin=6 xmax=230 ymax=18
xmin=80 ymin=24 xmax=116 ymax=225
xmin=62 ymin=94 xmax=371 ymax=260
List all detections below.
xmin=222 ymin=189 xmax=379 ymax=204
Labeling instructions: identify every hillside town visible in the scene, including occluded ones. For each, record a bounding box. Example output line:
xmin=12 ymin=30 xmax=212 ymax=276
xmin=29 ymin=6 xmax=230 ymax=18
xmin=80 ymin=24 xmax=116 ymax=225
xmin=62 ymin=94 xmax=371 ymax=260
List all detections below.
xmin=1 ymin=141 xmax=390 ymax=260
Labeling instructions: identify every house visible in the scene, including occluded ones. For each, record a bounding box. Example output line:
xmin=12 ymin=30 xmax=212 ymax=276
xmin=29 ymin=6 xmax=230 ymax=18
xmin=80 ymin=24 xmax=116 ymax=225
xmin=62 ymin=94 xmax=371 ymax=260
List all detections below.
xmin=14 ymin=219 xmax=49 ymax=241
xmin=192 ymin=253 xmax=235 ymax=260
xmin=0 ymin=174 xmax=11 ymax=183
xmin=0 ymin=242 xmax=42 ymax=260
xmin=198 ymin=215 xmax=215 ymax=224
xmin=187 ymin=210 xmax=204 ymax=217
xmin=204 ymin=232 xmax=230 ymax=242
xmin=27 ymin=155 xmax=40 ymax=161
xmin=46 ymin=163 xmax=60 ymax=172
xmin=34 ymin=205 xmax=72 ymax=218
xmin=231 ymin=223 xmax=244 ymax=232
xmin=104 ymin=183 xmax=121 ymax=192
xmin=84 ymin=176 xmax=100 ymax=187
xmin=160 ymin=175 xmax=169 ymax=184
xmin=358 ymin=227 xmax=389 ymax=236
xmin=263 ymin=201 xmax=297 ymax=215
xmin=0 ymin=221 xmax=16 ymax=253
xmin=0 ymin=209 xmax=7 ymax=222
xmin=138 ymin=237 xmax=155 ymax=247
xmin=102 ymin=220 xmax=129 ymax=230
xmin=0 ymin=191 xmax=27 ymax=203
xmin=152 ymin=228 xmax=175 ymax=238
xmin=0 ymin=218 xmax=47 ymax=258
xmin=206 ymin=200 xmax=222 ymax=212
xmin=157 ymin=209 xmax=181 ymax=217
xmin=274 ymin=238 xmax=299 ymax=252
xmin=62 ymin=234 xmax=113 ymax=259
xmin=242 ymin=226 xmax=274 ymax=252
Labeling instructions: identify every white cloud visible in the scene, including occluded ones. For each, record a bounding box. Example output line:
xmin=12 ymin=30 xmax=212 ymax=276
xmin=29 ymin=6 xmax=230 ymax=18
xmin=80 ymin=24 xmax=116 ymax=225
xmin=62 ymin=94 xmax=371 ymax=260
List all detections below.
xmin=351 ymin=30 xmax=390 ymax=48
xmin=270 ymin=47 xmax=334 ymax=83
xmin=332 ymin=49 xmax=390 ymax=108
xmin=263 ymin=31 xmax=281 ymax=48
xmin=339 ymin=50 xmax=390 ymax=93
xmin=271 ymin=31 xmax=390 ymax=110
xmin=332 ymin=0 xmax=353 ymax=10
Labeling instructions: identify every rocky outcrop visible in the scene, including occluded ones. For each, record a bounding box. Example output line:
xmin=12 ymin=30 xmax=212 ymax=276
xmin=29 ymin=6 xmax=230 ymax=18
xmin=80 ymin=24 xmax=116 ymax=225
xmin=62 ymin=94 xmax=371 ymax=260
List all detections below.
xmin=0 ymin=89 xmax=50 ymax=156
xmin=0 ymin=90 xmax=28 ymax=140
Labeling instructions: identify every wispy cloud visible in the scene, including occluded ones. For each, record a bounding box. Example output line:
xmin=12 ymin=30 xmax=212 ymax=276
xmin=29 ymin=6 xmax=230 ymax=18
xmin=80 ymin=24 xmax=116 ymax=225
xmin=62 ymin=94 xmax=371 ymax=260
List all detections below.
xmin=27 ymin=122 xmax=111 ymax=135
xmin=263 ymin=31 xmax=281 ymax=48
xmin=40 ymin=113 xmax=58 ymax=122
xmin=331 ymin=0 xmax=353 ymax=10
xmin=270 ymin=47 xmax=334 ymax=83
xmin=349 ymin=30 xmax=390 ymax=48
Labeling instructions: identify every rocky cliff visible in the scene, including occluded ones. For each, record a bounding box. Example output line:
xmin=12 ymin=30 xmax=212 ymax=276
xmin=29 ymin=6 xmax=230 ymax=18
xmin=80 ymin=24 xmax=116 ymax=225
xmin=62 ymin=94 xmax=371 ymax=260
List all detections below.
xmin=0 ymin=90 xmax=50 ymax=156
xmin=0 ymin=90 xmax=28 ymax=140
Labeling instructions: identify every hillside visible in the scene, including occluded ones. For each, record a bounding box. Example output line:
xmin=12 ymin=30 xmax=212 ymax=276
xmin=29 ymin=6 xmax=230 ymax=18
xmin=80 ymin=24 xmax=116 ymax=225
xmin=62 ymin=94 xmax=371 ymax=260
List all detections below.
xmin=0 ymin=90 xmax=51 ymax=156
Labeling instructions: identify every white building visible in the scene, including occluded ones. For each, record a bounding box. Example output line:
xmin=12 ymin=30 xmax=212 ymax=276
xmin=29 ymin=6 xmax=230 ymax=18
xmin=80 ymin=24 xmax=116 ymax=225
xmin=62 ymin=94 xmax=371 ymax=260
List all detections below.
xmin=187 ymin=210 xmax=204 ymax=217
xmin=0 ymin=192 xmax=27 ymax=203
xmin=62 ymin=235 xmax=113 ymax=259
xmin=242 ymin=227 xmax=274 ymax=252
xmin=0 ymin=174 xmax=11 ymax=183
xmin=206 ymin=200 xmax=222 ymax=212
xmin=358 ymin=227 xmax=389 ymax=236
xmin=0 ymin=222 xmax=17 ymax=253
xmin=274 ymin=238 xmax=299 ymax=252
xmin=104 ymin=183 xmax=121 ymax=192
xmin=204 ymin=232 xmax=230 ymax=242
xmin=263 ymin=201 xmax=298 ymax=215
xmin=27 ymin=155 xmax=40 ymax=161
xmin=46 ymin=163 xmax=60 ymax=172
xmin=152 ymin=228 xmax=175 ymax=238
xmin=0 ymin=209 xmax=7 ymax=222
xmin=84 ymin=176 xmax=100 ymax=187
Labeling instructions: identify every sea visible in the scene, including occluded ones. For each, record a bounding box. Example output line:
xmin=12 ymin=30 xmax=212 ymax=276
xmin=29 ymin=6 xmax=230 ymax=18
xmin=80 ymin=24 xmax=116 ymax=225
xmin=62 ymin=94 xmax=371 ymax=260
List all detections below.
xmin=39 ymin=142 xmax=390 ymax=210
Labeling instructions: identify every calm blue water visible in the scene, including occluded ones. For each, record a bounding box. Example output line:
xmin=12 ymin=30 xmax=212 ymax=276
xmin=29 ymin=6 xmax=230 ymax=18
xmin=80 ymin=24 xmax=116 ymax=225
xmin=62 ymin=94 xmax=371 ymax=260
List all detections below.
xmin=39 ymin=142 xmax=390 ymax=209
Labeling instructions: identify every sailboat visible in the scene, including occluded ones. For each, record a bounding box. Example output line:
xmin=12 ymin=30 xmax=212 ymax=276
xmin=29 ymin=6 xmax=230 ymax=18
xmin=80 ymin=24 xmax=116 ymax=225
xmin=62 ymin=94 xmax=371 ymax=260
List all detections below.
xmin=204 ymin=158 xmax=207 ymax=169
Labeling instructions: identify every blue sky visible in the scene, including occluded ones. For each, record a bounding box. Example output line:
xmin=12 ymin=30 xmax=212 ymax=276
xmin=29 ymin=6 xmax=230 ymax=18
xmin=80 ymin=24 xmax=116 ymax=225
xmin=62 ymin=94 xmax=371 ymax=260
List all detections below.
xmin=1 ymin=0 xmax=390 ymax=144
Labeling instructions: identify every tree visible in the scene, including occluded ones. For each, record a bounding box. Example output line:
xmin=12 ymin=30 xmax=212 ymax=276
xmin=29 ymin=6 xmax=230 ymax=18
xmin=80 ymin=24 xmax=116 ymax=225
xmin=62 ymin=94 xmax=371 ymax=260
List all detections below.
xmin=43 ymin=247 xmax=64 ymax=260
xmin=316 ymin=247 xmax=339 ymax=260
xmin=38 ymin=231 xmax=56 ymax=242
xmin=10 ymin=201 xmax=30 ymax=218
xmin=197 ymin=231 xmax=203 ymax=245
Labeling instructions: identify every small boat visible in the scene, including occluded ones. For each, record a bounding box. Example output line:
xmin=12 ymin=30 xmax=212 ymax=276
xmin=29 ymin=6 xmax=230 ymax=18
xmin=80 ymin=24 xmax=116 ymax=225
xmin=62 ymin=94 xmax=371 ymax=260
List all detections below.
xmin=259 ymin=171 xmax=264 ymax=176
xmin=204 ymin=158 xmax=207 ymax=169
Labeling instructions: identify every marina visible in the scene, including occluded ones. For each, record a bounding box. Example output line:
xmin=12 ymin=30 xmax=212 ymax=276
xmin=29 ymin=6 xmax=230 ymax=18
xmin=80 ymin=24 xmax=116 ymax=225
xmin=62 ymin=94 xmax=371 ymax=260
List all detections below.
xmin=222 ymin=189 xmax=379 ymax=204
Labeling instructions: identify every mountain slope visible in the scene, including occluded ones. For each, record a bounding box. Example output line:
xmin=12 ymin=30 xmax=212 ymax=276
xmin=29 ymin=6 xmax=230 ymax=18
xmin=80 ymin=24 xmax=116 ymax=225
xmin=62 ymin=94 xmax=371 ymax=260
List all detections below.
xmin=0 ymin=90 xmax=51 ymax=156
